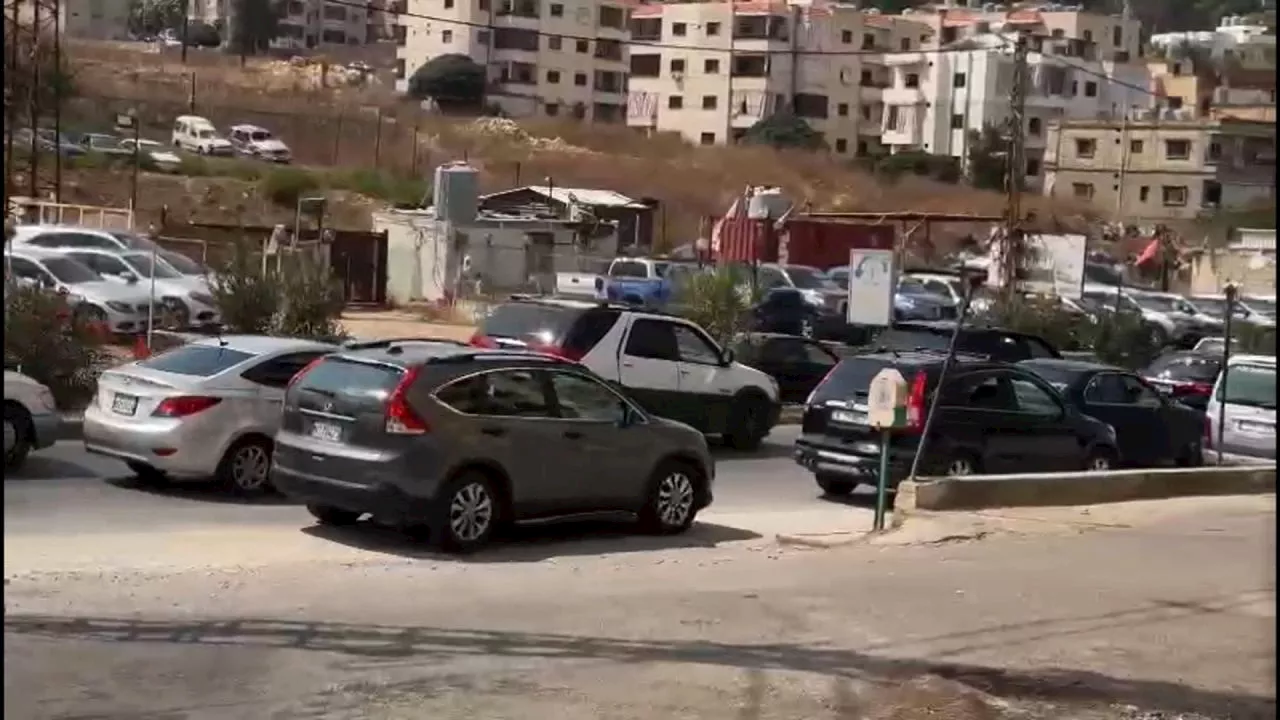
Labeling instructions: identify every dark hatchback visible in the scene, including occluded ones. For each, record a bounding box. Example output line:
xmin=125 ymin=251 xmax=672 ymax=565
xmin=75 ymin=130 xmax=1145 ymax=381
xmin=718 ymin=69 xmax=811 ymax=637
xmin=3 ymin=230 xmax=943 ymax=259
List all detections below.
xmin=870 ymin=322 xmax=1062 ymax=363
xmin=794 ymin=352 xmax=1118 ymax=495
xmin=1020 ymin=359 xmax=1207 ymax=468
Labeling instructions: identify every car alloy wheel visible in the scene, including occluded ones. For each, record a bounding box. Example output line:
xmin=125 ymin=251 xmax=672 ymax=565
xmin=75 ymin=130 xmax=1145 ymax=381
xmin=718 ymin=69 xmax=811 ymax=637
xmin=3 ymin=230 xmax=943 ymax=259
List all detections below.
xmin=800 ymin=318 xmax=815 ymax=338
xmin=230 ymin=443 xmax=271 ymax=491
xmin=945 ymin=458 xmax=975 ymax=476
xmin=1088 ymin=454 xmax=1112 ymax=471
xmin=448 ymin=482 xmax=494 ymax=543
xmin=656 ymin=470 xmax=695 ymax=528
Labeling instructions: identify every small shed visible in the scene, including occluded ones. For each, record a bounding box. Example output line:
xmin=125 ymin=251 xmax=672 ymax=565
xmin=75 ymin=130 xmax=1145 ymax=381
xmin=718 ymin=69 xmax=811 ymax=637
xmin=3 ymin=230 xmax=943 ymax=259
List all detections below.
xmin=478 ymin=185 xmax=657 ymax=251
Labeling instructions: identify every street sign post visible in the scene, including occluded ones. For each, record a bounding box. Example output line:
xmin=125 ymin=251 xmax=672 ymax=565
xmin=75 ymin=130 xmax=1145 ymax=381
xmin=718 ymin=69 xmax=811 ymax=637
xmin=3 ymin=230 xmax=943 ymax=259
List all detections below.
xmin=846 ymin=248 xmax=896 ymax=327
xmin=867 ymin=367 xmax=910 ymax=531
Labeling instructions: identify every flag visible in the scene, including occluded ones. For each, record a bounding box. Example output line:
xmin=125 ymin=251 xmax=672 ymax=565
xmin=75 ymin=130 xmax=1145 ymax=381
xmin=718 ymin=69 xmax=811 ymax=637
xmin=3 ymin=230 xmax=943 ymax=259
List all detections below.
xmin=710 ymin=186 xmax=750 ymax=254
xmin=1134 ymin=236 xmax=1160 ymax=266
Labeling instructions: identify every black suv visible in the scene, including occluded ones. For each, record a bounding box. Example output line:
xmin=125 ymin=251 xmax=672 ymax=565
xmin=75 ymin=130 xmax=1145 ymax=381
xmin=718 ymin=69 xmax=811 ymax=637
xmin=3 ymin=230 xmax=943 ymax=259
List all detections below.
xmin=272 ymin=340 xmax=716 ymax=553
xmin=870 ymin=322 xmax=1062 ymax=363
xmin=794 ymin=351 xmax=1117 ymax=495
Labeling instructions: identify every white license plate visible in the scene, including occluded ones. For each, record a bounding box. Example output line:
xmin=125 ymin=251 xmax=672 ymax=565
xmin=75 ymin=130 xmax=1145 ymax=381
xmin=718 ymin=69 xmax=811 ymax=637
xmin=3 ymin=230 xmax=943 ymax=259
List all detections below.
xmin=309 ymin=420 xmax=344 ymax=443
xmin=111 ymin=393 xmax=138 ymax=416
xmin=830 ymin=410 xmax=867 ymax=425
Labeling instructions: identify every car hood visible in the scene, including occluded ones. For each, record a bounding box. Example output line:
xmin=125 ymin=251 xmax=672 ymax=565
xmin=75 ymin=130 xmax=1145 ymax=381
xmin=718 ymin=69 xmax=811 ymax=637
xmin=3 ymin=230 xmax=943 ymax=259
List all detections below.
xmin=251 ymin=139 xmax=290 ymax=152
xmin=67 ymin=280 xmax=160 ymax=306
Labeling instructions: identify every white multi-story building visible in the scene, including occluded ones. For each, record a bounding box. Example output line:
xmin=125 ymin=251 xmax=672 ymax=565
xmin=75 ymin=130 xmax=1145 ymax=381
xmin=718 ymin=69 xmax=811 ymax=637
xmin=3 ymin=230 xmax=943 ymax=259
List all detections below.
xmin=188 ymin=0 xmax=370 ymax=49
xmin=394 ymin=0 xmax=630 ymax=122
xmin=1151 ymin=15 xmax=1277 ymax=71
xmin=626 ymin=1 xmax=929 ymax=155
xmin=52 ymin=0 xmax=131 ymax=41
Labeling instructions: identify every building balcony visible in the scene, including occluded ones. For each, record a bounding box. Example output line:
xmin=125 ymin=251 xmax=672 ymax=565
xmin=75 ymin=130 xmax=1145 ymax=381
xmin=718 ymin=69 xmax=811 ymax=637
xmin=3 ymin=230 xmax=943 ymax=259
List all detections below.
xmin=883 ymin=86 xmax=926 ymax=105
xmin=882 ymin=124 xmax=923 ymax=146
xmin=883 ymin=51 xmax=926 ymax=67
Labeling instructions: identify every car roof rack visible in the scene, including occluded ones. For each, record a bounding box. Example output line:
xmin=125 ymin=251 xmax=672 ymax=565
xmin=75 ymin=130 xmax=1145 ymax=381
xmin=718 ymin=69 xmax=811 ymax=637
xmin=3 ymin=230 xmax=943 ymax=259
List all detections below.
xmin=343 ymin=337 xmax=469 ymax=351
xmin=429 ymin=350 xmax=576 ymax=365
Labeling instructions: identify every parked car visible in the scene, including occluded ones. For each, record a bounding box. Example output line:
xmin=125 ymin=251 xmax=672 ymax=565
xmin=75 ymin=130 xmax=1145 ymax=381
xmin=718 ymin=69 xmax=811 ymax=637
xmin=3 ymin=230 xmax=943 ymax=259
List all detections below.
xmin=82 ymin=336 xmax=339 ymax=492
xmin=752 ymin=263 xmax=846 ymax=312
xmin=171 ymin=115 xmax=233 ymax=156
xmin=894 ymin=280 xmax=960 ymax=321
xmin=794 ymin=352 xmax=1119 ymax=495
xmin=749 ymin=287 xmax=847 ymax=340
xmin=1192 ymin=337 xmax=1233 ymax=356
xmin=869 ymin=321 xmax=1061 ymax=363
xmin=1020 ymin=359 xmax=1206 ymax=467
xmin=14 ymin=128 xmax=85 ymax=157
xmin=4 ymin=248 xmax=152 ymax=333
xmin=272 ymin=342 xmax=716 ymax=553
xmin=469 ymin=298 xmax=781 ymax=449
xmin=1190 ymin=294 xmax=1277 ymax=329
xmin=601 ymin=257 xmax=673 ymax=307
xmin=1206 ymin=354 xmax=1276 ymax=460
xmin=78 ymin=133 xmax=133 ymax=157
xmin=156 ymin=249 xmax=215 ymax=281
xmin=11 ymin=224 xmax=161 ymax=253
xmin=227 ymin=123 xmax=292 ymax=163
xmin=1243 ymin=295 xmax=1276 ymax=321
xmin=900 ymin=271 xmax=969 ymax=307
xmin=118 ymin=138 xmax=183 ymax=172
xmin=59 ymin=248 xmax=221 ymax=329
xmin=1083 ymin=285 xmax=1188 ymax=346
xmin=4 ymin=370 xmax=61 ymax=471
xmin=731 ymin=333 xmax=840 ymax=404
xmin=1140 ymin=350 xmax=1223 ymax=411
xmin=1127 ymin=290 xmax=1221 ymax=345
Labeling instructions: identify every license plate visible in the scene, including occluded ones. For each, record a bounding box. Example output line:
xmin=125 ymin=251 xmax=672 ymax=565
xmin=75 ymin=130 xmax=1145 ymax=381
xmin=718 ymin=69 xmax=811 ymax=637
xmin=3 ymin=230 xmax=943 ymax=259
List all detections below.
xmin=309 ymin=420 xmax=344 ymax=443
xmin=830 ymin=410 xmax=867 ymax=425
xmin=111 ymin=393 xmax=138 ymax=416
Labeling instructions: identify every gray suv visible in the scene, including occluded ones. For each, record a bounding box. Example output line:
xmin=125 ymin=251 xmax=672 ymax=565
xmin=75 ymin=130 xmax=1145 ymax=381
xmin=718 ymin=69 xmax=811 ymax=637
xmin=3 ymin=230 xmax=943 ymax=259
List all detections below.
xmin=272 ymin=341 xmax=716 ymax=553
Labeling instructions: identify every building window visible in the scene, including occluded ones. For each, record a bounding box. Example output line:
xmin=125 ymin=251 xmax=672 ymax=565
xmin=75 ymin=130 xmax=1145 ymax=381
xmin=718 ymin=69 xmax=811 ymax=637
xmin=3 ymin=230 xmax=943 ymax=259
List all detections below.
xmin=1203 ymin=180 xmax=1222 ymax=207
xmin=837 ymin=102 xmax=848 ymax=117
xmin=1084 ymin=81 xmax=1098 ymax=97
xmin=900 ymin=38 xmax=910 ymax=51
xmin=546 ymin=70 xmax=561 ymax=83
xmin=1025 ymin=158 xmax=1040 ymax=176
xmin=668 ymin=95 xmax=683 ymax=109
xmin=857 ymin=140 xmax=868 ymax=155
xmin=545 ymin=103 xmax=560 ymax=116
xmin=861 ymin=33 xmax=874 ymax=50
xmin=549 ymin=2 xmax=562 ymax=15
xmin=835 ymin=138 xmax=848 ymax=153
xmin=707 ymin=22 xmax=720 ymax=36
xmin=702 ymin=95 xmax=717 ymax=110
xmin=548 ymin=35 xmax=562 ymax=50
xmin=395 ymin=58 xmax=405 ymax=79
xmin=1112 ymin=26 xmax=1122 ymax=46
xmin=953 ymin=72 xmax=966 ymax=88
xmin=859 ymin=69 xmax=873 ymax=86
xmin=598 ymin=5 xmax=624 ymax=29
xmin=950 ymin=113 xmax=964 ymax=129
xmin=576 ymin=39 xmax=589 ymax=53
xmin=1075 ymin=138 xmax=1096 ymax=158
xmin=670 ymin=58 xmax=685 ymax=73
xmin=1164 ymin=139 xmax=1190 ymax=160
xmin=1139 ymin=186 xmax=1149 ymax=202
xmin=1162 ymin=185 xmax=1188 ymax=206
xmin=841 ymin=29 xmax=852 ymax=44
xmin=904 ymin=73 xmax=919 ymax=88
xmin=441 ymin=29 xmax=452 ymax=42
xmin=1072 ymin=183 xmax=1094 ymax=199
xmin=672 ymin=22 xmax=687 ymax=36
xmin=574 ymin=72 xmax=587 ymax=86
xmin=1083 ymin=29 xmax=1093 ymax=41
xmin=861 ymin=104 xmax=872 ymax=120
xmin=1028 ymin=117 xmax=1041 ymax=135
xmin=477 ymin=29 xmax=490 ymax=44
xmin=704 ymin=58 xmax=720 ymax=73
xmin=1129 ymin=139 xmax=1143 ymax=154
xmin=444 ymin=0 xmax=453 ymax=7
xmin=700 ymin=132 xmax=716 ymax=145
xmin=1207 ymin=140 xmax=1222 ymax=161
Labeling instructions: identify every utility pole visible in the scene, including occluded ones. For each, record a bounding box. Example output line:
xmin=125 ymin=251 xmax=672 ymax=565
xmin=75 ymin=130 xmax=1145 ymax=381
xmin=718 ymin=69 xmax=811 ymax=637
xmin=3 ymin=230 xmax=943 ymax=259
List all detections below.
xmin=1001 ymin=34 xmax=1029 ymax=300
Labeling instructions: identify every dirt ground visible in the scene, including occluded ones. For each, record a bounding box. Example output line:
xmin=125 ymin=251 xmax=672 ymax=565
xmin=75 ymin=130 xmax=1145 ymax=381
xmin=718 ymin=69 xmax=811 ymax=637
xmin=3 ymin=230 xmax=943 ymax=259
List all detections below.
xmin=339 ymin=310 xmax=476 ymax=343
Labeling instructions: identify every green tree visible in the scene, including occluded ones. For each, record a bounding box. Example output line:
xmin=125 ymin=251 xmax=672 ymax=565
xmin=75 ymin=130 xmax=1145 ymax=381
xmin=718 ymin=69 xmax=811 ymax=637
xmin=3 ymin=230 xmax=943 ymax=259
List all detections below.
xmin=127 ymin=0 xmax=186 ymax=36
xmin=672 ymin=266 xmax=756 ymax=348
xmin=407 ymin=54 xmax=488 ymax=113
xmin=227 ymin=0 xmax=283 ymax=56
xmin=741 ymin=113 xmax=826 ymax=151
xmin=966 ymin=124 xmax=1009 ymax=191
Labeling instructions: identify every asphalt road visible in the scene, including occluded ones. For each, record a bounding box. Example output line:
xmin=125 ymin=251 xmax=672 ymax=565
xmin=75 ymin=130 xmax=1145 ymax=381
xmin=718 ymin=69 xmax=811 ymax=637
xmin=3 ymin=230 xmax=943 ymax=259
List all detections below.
xmin=4 ymin=425 xmax=869 ymax=539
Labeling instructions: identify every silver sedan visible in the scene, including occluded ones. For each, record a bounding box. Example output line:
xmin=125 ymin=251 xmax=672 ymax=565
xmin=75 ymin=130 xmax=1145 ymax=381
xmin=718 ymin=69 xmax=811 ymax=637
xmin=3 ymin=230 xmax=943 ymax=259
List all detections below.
xmin=82 ymin=335 xmax=338 ymax=493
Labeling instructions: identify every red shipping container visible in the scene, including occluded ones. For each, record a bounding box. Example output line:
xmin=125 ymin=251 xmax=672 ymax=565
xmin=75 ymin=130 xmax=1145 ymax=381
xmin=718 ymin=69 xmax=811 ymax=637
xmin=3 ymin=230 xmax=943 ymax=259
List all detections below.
xmin=780 ymin=219 xmax=895 ymax=269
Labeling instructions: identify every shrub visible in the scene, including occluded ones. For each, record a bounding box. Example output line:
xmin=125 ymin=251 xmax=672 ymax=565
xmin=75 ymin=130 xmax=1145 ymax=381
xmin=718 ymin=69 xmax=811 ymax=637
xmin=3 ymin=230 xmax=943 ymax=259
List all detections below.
xmin=273 ymin=250 xmax=347 ymax=341
xmin=973 ymin=294 xmax=1160 ymax=370
xmin=260 ymin=167 xmax=321 ymax=208
xmin=208 ymin=237 xmax=280 ymax=334
xmin=1079 ymin=311 xmax=1162 ymax=370
xmin=673 ymin=266 xmax=755 ymax=348
xmin=3 ymin=283 xmax=108 ymax=409
xmin=208 ymin=237 xmax=346 ymax=341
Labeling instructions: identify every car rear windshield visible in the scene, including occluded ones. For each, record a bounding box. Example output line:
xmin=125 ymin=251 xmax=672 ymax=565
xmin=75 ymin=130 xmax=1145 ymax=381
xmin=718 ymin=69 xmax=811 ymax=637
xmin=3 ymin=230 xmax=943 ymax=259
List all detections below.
xmin=139 ymin=345 xmax=254 ymax=376
xmin=1219 ymin=363 xmax=1277 ymax=409
xmin=874 ymin=328 xmax=949 ymax=352
xmin=1146 ymin=353 xmax=1221 ymax=381
xmin=810 ymin=356 xmax=904 ymax=403
xmin=293 ymin=358 xmax=403 ymax=405
xmin=480 ymin=303 xmax=581 ymax=342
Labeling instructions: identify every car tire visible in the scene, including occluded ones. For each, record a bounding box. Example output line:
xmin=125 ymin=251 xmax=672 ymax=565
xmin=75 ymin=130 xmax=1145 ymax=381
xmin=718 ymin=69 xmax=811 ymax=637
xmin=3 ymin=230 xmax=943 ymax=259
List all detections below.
xmin=216 ymin=437 xmax=274 ymax=496
xmin=126 ymin=461 xmax=169 ymax=486
xmin=724 ymin=394 xmax=769 ymax=451
xmin=815 ymin=472 xmax=856 ymax=496
xmin=1176 ymin=440 xmax=1205 ymax=468
xmin=4 ymin=402 xmax=33 ymax=472
xmin=307 ymin=504 xmax=362 ymax=527
xmin=942 ymin=453 xmax=980 ymax=477
xmin=430 ymin=470 xmax=501 ymax=554
xmin=639 ymin=459 xmax=703 ymax=535
xmin=1084 ymin=446 xmax=1117 ymax=472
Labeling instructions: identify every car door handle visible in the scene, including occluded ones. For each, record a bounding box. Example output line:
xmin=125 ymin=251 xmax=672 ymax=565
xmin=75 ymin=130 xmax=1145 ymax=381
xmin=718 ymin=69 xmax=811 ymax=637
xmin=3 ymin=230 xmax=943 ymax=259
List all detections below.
xmin=480 ymin=426 xmax=507 ymax=437
xmin=621 ymin=361 xmax=635 ymax=368
xmin=563 ymin=430 xmax=583 ymax=440
xmin=678 ymin=369 xmax=690 ymax=375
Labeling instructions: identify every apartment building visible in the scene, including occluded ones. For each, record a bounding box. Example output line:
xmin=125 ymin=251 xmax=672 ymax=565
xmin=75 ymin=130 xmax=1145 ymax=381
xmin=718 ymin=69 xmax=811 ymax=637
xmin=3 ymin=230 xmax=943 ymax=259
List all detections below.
xmin=1151 ymin=15 xmax=1277 ymax=72
xmin=53 ymin=0 xmax=131 ymax=41
xmin=188 ymin=0 xmax=369 ymax=49
xmin=625 ymin=1 xmax=930 ymax=154
xmin=394 ymin=0 xmax=630 ymax=122
xmin=1042 ymin=116 xmax=1276 ymax=222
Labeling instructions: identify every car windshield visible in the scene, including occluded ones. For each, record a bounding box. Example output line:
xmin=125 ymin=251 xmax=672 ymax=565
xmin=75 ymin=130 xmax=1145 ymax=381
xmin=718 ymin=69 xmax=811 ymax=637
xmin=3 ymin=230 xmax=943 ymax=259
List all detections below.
xmin=1193 ymin=298 xmax=1228 ymax=316
xmin=785 ymin=266 xmax=837 ymax=290
xmin=250 ymin=130 xmax=272 ymax=141
xmin=1218 ymin=363 xmax=1277 ymax=409
xmin=139 ymin=344 xmax=255 ymax=377
xmin=898 ymin=280 xmax=941 ymax=298
xmin=609 ymin=261 xmax=649 ymax=278
xmin=159 ymin=250 xmax=205 ymax=275
xmin=40 ymin=256 xmax=101 ymax=284
xmin=124 ymin=252 xmax=182 ymax=279
xmin=480 ymin=303 xmax=579 ymax=343
xmin=1145 ymin=353 xmax=1221 ymax=382
xmin=108 ymin=231 xmax=159 ymax=252
xmin=195 ymin=128 xmax=215 ymax=139
xmin=1133 ymin=295 xmax=1180 ymax=313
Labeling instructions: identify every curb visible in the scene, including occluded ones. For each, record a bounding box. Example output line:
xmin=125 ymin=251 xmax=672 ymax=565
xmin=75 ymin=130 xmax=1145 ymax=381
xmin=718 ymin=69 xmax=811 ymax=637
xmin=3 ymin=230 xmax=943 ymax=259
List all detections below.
xmin=775 ymin=522 xmax=901 ymax=549
xmin=57 ymin=413 xmax=84 ymax=442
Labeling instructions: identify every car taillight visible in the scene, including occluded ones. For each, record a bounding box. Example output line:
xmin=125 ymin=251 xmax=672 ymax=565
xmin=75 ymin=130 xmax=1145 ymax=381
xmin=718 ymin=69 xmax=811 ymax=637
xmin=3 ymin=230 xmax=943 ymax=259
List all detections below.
xmin=905 ymin=371 xmax=928 ymax=433
xmin=468 ymin=333 xmax=498 ymax=348
xmin=153 ymin=395 xmax=222 ymax=418
xmin=288 ymin=357 xmax=326 ymax=390
xmin=1173 ymin=381 xmax=1213 ymax=396
xmin=386 ymin=366 xmax=429 ymax=435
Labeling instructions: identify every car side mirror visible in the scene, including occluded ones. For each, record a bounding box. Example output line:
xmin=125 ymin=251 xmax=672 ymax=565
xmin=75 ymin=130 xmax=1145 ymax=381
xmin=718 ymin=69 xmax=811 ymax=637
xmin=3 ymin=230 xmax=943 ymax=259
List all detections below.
xmin=121 ymin=271 xmax=138 ymax=284
xmin=721 ymin=348 xmax=735 ymax=366
xmin=617 ymin=402 xmax=637 ymax=429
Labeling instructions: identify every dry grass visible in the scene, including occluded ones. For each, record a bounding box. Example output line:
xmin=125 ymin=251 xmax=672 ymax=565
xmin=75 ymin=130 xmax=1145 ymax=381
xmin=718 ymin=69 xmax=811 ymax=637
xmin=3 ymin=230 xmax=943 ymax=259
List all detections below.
xmin=54 ymin=41 xmax=1100 ymax=252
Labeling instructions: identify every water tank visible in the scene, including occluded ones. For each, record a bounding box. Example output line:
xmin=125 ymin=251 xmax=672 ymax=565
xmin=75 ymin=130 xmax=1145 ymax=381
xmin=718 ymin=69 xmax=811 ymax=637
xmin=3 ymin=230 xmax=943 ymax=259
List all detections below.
xmin=433 ymin=162 xmax=479 ymax=224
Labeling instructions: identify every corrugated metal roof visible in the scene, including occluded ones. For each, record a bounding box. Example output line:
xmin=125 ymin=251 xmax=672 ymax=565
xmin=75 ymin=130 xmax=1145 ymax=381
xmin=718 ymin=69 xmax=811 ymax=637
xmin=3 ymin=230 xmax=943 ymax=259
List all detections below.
xmin=512 ymin=186 xmax=648 ymax=209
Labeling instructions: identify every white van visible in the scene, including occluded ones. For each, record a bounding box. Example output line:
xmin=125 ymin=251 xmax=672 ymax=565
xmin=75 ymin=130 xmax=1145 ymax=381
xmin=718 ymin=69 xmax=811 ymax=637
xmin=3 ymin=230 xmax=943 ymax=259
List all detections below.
xmin=1206 ymin=354 xmax=1276 ymax=460
xmin=171 ymin=115 xmax=233 ymax=156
